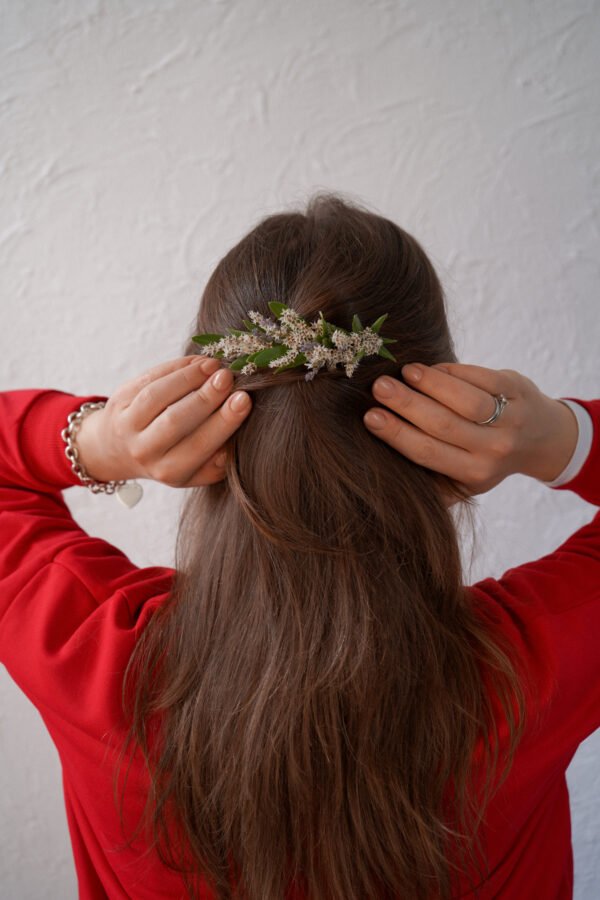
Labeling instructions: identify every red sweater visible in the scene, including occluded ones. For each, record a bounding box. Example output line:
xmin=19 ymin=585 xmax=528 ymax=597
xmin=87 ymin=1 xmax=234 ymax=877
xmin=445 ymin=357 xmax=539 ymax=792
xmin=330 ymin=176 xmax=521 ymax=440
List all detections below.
xmin=1 ymin=388 xmax=599 ymax=899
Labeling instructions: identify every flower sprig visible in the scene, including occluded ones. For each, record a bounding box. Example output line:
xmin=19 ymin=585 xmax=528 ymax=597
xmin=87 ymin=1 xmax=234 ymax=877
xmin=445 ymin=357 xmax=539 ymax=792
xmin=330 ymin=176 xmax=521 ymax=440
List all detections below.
xmin=191 ymin=302 xmax=398 ymax=381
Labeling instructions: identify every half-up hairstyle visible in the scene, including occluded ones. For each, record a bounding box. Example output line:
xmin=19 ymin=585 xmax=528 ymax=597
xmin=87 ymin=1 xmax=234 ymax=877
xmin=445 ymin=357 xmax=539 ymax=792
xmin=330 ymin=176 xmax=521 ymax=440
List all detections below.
xmin=112 ymin=192 xmax=533 ymax=899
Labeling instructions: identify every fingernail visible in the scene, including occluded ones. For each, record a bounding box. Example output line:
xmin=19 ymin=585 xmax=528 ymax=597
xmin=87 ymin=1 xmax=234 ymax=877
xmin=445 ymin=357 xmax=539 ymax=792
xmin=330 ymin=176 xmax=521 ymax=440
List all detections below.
xmin=402 ymin=364 xmax=423 ymax=381
xmin=374 ymin=377 xmax=394 ymax=396
xmin=229 ymin=391 xmax=250 ymax=412
xmin=364 ymin=410 xmax=386 ymax=429
xmin=212 ymin=368 xmax=231 ymax=389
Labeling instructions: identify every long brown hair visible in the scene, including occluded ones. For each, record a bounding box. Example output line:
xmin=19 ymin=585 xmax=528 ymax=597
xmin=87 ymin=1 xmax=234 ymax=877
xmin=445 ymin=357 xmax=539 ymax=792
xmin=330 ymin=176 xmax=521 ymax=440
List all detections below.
xmin=112 ymin=192 xmax=532 ymax=899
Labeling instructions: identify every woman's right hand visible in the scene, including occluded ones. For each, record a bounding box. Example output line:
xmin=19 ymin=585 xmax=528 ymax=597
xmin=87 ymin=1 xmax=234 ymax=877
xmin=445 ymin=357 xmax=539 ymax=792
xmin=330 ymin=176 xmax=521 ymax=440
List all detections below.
xmin=363 ymin=362 xmax=579 ymax=503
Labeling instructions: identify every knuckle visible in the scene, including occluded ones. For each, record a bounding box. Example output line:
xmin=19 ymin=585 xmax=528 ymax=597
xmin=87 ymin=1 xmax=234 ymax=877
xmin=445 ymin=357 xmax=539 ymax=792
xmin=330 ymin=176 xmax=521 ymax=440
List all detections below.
xmin=194 ymin=434 xmax=209 ymax=459
xmin=138 ymin=384 xmax=155 ymax=405
xmin=434 ymin=415 xmax=455 ymax=441
xmin=417 ymin=436 xmax=438 ymax=468
xmin=160 ymin=407 xmax=180 ymax=432
xmin=387 ymin=419 xmax=405 ymax=446
xmin=510 ymin=406 xmax=525 ymax=430
xmin=489 ymin=430 xmax=516 ymax=457
xmin=220 ymin=403 xmax=236 ymax=423
xmin=378 ymin=381 xmax=410 ymax=409
xmin=111 ymin=415 xmax=127 ymax=441
xmin=151 ymin=460 xmax=184 ymax=487
xmin=422 ymin=366 xmax=442 ymax=386
xmin=497 ymin=368 xmax=519 ymax=389
xmin=398 ymin=387 xmax=415 ymax=409
xmin=225 ymin=393 xmax=251 ymax=418
xmin=196 ymin=380 xmax=217 ymax=403
xmin=129 ymin=440 xmax=146 ymax=463
xmin=143 ymin=460 xmax=163 ymax=481
xmin=471 ymin=458 xmax=495 ymax=485
xmin=182 ymin=364 xmax=201 ymax=385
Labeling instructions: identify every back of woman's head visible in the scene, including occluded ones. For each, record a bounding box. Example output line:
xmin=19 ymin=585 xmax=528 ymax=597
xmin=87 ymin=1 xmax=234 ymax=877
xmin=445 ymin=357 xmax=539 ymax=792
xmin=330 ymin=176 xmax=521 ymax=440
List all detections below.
xmin=185 ymin=192 xmax=464 ymax=557
xmin=114 ymin=192 xmax=529 ymax=900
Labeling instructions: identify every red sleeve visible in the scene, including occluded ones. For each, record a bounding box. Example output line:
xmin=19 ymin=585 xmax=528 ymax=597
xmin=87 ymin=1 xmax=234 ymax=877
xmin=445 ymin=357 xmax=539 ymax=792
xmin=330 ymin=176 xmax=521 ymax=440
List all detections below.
xmin=0 ymin=389 xmax=175 ymax=735
xmin=469 ymin=396 xmax=600 ymax=772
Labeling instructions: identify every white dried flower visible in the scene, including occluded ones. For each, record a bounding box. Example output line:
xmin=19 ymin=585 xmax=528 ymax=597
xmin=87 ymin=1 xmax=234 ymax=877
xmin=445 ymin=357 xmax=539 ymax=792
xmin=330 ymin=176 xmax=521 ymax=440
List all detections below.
xmin=248 ymin=310 xmax=279 ymax=334
xmin=190 ymin=304 xmax=396 ymax=379
xmin=267 ymin=347 xmax=299 ymax=368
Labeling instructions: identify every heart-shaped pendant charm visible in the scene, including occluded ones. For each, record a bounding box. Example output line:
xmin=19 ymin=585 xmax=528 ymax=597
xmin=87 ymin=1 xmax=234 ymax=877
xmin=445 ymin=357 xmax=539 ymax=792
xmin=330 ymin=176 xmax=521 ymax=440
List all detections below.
xmin=116 ymin=481 xmax=144 ymax=508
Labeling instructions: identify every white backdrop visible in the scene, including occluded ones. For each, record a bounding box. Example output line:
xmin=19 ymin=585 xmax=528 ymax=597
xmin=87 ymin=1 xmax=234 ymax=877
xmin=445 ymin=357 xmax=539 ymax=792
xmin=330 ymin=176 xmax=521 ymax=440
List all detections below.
xmin=1 ymin=0 xmax=599 ymax=896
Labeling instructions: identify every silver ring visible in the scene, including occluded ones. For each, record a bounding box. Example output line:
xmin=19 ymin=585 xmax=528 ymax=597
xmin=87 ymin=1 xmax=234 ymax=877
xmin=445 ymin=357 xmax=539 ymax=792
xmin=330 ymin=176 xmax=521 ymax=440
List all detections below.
xmin=476 ymin=393 xmax=509 ymax=426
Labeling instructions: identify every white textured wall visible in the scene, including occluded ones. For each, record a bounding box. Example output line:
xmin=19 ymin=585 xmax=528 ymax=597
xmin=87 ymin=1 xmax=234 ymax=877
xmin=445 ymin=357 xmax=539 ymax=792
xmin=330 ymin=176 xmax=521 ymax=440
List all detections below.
xmin=1 ymin=0 xmax=599 ymax=896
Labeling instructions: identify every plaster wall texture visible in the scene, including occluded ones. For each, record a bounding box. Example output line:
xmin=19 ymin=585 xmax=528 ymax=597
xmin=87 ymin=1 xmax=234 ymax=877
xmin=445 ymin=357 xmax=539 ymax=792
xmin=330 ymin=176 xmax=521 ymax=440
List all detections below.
xmin=1 ymin=0 xmax=599 ymax=897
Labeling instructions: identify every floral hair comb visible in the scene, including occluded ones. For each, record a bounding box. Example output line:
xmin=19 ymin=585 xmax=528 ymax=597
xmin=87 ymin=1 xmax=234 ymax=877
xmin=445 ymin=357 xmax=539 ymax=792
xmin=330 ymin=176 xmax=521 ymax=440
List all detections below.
xmin=191 ymin=302 xmax=397 ymax=381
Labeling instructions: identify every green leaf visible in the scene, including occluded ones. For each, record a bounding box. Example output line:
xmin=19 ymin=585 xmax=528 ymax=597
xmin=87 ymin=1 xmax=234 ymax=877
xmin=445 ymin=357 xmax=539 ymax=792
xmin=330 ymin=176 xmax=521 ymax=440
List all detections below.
xmin=381 ymin=337 xmax=397 ymax=344
xmin=274 ymin=352 xmax=307 ymax=373
xmin=252 ymin=345 xmax=290 ymax=367
xmin=370 ymin=314 xmax=389 ymax=334
xmin=242 ymin=318 xmax=256 ymax=331
xmin=214 ymin=349 xmax=225 ymax=358
xmin=268 ymin=301 xmax=288 ymax=318
xmin=227 ymin=328 xmax=245 ymax=336
xmin=318 ymin=315 xmax=327 ymax=345
xmin=192 ymin=333 xmax=224 ymax=345
xmin=229 ymin=354 xmax=252 ymax=371
xmin=318 ymin=313 xmax=336 ymax=347
xmin=378 ymin=346 xmax=397 ymax=361
xmin=355 ymin=350 xmax=366 ymax=361
xmin=351 ymin=314 xmax=363 ymax=333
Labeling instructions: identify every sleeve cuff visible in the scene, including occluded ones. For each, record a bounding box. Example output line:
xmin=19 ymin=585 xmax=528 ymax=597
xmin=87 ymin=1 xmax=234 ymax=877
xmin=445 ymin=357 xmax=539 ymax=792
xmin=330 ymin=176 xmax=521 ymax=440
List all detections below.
xmin=541 ymin=399 xmax=594 ymax=488
xmin=21 ymin=390 xmax=110 ymax=490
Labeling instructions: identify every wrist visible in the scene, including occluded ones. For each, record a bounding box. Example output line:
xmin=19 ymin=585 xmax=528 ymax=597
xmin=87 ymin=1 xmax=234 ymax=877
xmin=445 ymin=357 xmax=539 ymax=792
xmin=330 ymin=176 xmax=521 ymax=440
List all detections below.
xmin=525 ymin=397 xmax=579 ymax=483
xmin=73 ymin=406 xmax=130 ymax=483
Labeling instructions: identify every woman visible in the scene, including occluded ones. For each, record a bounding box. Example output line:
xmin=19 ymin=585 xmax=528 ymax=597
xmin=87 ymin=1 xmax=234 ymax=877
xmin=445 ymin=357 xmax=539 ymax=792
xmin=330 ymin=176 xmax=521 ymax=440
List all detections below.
xmin=0 ymin=192 xmax=597 ymax=900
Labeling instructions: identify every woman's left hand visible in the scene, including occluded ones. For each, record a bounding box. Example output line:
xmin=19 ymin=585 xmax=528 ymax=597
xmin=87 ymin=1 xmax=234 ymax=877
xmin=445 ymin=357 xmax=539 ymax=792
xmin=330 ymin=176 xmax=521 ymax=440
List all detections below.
xmin=75 ymin=355 xmax=251 ymax=488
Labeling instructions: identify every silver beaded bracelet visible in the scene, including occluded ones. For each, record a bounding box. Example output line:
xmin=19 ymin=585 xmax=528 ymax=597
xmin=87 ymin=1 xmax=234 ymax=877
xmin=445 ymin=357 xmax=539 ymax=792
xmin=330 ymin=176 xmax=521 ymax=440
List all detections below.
xmin=60 ymin=401 xmax=144 ymax=508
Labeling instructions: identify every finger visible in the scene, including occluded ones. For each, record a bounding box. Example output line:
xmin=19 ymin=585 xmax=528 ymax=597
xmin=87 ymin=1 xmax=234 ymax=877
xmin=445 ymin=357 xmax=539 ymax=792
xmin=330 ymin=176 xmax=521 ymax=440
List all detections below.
xmin=153 ymin=391 xmax=251 ymax=483
xmin=113 ymin=355 xmax=218 ymax=407
xmin=125 ymin=358 xmax=225 ymax=433
xmin=182 ymin=450 xmax=229 ymax=487
xmin=185 ymin=467 xmax=228 ymax=487
xmin=370 ymin=377 xmax=494 ymax=452
xmin=402 ymin=364 xmax=512 ymax=427
xmin=363 ymin=408 xmax=476 ymax=482
xmin=428 ymin=362 xmax=514 ymax=401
